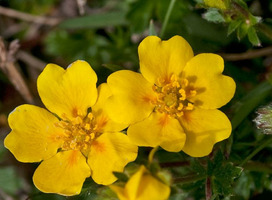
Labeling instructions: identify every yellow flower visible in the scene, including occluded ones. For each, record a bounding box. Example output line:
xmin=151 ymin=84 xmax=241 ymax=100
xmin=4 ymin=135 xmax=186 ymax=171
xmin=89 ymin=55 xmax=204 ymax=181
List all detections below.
xmin=110 ymin=165 xmax=170 ymax=200
xmin=106 ymin=36 xmax=236 ymax=157
xmin=4 ymin=60 xmax=138 ymax=196
xmin=204 ymin=0 xmax=229 ymax=10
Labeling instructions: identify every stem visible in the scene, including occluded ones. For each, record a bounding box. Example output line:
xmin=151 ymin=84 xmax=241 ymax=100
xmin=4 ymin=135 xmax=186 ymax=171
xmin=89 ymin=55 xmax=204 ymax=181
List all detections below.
xmin=243 ymin=161 xmax=272 ymax=173
xmin=148 ymin=146 xmax=159 ymax=165
xmin=173 ymin=174 xmax=206 ymax=184
xmin=240 ymin=137 xmax=272 ymax=167
xmin=160 ymin=161 xmax=190 ymax=168
xmin=257 ymin=23 xmax=272 ymax=41
xmin=205 ymin=177 xmax=212 ymax=200
xmin=160 ymin=0 xmax=176 ymax=38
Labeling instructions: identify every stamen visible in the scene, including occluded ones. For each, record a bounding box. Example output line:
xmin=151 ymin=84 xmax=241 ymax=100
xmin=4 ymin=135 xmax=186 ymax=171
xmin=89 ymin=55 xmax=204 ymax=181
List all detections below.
xmin=54 ymin=111 xmax=102 ymax=153
xmin=152 ymin=75 xmax=196 ymax=118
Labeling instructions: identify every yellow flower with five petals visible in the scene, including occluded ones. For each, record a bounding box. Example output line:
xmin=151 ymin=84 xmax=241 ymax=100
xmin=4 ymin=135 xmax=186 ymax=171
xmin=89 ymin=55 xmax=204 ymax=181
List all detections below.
xmin=106 ymin=35 xmax=236 ymax=157
xmin=110 ymin=165 xmax=170 ymax=200
xmin=4 ymin=60 xmax=138 ymax=196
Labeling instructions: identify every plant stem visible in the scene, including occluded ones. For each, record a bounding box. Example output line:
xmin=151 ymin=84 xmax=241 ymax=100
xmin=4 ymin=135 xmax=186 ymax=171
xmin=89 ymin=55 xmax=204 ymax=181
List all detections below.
xmin=148 ymin=146 xmax=159 ymax=165
xmin=240 ymin=137 xmax=272 ymax=167
xmin=257 ymin=23 xmax=272 ymax=41
xmin=205 ymin=176 xmax=212 ymax=200
xmin=173 ymin=174 xmax=206 ymax=184
xmin=160 ymin=0 xmax=176 ymax=38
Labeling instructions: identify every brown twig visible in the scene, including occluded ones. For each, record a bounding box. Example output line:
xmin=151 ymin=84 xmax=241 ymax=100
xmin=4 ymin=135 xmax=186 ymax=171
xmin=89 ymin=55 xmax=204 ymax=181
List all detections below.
xmin=0 ymin=6 xmax=61 ymax=26
xmin=17 ymin=50 xmax=46 ymax=71
xmin=0 ymin=38 xmax=34 ymax=104
xmin=220 ymin=46 xmax=272 ymax=61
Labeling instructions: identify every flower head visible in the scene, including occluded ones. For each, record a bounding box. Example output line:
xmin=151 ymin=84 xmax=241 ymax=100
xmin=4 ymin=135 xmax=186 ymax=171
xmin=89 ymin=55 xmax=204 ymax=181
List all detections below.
xmin=106 ymin=35 xmax=236 ymax=157
xmin=110 ymin=165 xmax=170 ymax=200
xmin=4 ymin=60 xmax=138 ymax=196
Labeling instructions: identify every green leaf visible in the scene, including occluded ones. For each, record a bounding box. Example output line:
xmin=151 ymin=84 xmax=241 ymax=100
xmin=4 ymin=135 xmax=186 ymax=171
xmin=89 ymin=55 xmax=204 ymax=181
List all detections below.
xmin=231 ymin=81 xmax=272 ymax=130
xmin=227 ymin=20 xmax=242 ymax=36
xmin=203 ymin=9 xmax=225 ymax=23
xmin=149 ymin=19 xmax=157 ymax=36
xmin=127 ymin=0 xmax=155 ymax=33
xmin=191 ymin=159 xmax=206 ymax=176
xmin=102 ymin=64 xmax=123 ymax=72
xmin=112 ymin=172 xmax=129 ymax=182
xmin=59 ymin=12 xmax=127 ymax=29
xmin=248 ymin=27 xmax=261 ymax=46
xmin=0 ymin=167 xmax=24 ymax=195
xmin=207 ymin=150 xmax=243 ymax=197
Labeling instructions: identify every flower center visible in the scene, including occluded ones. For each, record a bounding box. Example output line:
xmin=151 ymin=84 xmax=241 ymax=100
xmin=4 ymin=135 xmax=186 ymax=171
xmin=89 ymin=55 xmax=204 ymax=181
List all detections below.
xmin=55 ymin=111 xmax=101 ymax=155
xmin=152 ymin=74 xmax=197 ymax=118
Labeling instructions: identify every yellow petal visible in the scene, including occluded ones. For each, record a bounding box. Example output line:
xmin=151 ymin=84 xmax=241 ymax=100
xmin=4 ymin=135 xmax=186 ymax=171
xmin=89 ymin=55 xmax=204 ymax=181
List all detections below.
xmin=106 ymin=70 xmax=156 ymax=124
xmin=88 ymin=132 xmax=138 ymax=185
xmin=126 ymin=165 xmax=170 ymax=200
xmin=180 ymin=109 xmax=232 ymax=157
xmin=109 ymin=185 xmax=128 ymax=200
xmin=37 ymin=60 xmax=98 ymax=120
xmin=4 ymin=105 xmax=64 ymax=162
xmin=139 ymin=35 xmax=194 ymax=84
xmin=33 ymin=150 xmax=90 ymax=196
xmin=128 ymin=112 xmax=186 ymax=152
xmin=92 ymin=83 xmax=128 ymax=132
xmin=182 ymin=54 xmax=236 ymax=109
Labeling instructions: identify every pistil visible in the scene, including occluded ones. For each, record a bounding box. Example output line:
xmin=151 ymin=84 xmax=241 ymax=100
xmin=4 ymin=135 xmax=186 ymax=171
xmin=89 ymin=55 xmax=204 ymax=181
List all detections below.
xmin=152 ymin=74 xmax=197 ymax=118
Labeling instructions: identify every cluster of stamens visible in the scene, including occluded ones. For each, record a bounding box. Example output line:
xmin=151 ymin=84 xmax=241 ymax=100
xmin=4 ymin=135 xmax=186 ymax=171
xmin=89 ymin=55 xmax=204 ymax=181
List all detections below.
xmin=152 ymin=74 xmax=197 ymax=118
xmin=55 ymin=111 xmax=100 ymax=154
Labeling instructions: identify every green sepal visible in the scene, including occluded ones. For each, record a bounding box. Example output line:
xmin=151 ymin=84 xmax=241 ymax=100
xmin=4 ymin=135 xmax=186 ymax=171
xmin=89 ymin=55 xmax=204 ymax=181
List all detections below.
xmin=203 ymin=9 xmax=225 ymax=23
xmin=227 ymin=20 xmax=242 ymax=36
xmin=247 ymin=27 xmax=261 ymax=46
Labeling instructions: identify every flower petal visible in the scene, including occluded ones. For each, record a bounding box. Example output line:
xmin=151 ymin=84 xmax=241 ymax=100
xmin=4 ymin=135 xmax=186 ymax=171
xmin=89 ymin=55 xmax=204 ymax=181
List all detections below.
xmin=182 ymin=54 xmax=236 ymax=109
xmin=92 ymin=83 xmax=128 ymax=132
xmin=128 ymin=112 xmax=186 ymax=152
xmin=4 ymin=105 xmax=64 ymax=162
xmin=106 ymin=70 xmax=156 ymax=124
xmin=180 ymin=109 xmax=232 ymax=157
xmin=139 ymin=35 xmax=194 ymax=84
xmin=33 ymin=150 xmax=90 ymax=196
xmin=88 ymin=132 xmax=138 ymax=185
xmin=109 ymin=185 xmax=127 ymax=200
xmin=37 ymin=60 xmax=98 ymax=119
xmin=126 ymin=165 xmax=170 ymax=200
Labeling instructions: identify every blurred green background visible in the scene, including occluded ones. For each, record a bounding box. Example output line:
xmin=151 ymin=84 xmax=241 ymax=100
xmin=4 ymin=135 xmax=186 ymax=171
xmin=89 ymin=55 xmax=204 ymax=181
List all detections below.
xmin=1 ymin=0 xmax=272 ymax=199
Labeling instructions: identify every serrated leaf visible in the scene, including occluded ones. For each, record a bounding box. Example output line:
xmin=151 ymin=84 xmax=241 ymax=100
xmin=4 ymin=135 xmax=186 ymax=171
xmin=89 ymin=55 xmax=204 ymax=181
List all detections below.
xmin=59 ymin=12 xmax=127 ymax=29
xmin=191 ymin=160 xmax=206 ymax=176
xmin=227 ymin=20 xmax=242 ymax=36
xmin=203 ymin=9 xmax=225 ymax=23
xmin=248 ymin=27 xmax=261 ymax=46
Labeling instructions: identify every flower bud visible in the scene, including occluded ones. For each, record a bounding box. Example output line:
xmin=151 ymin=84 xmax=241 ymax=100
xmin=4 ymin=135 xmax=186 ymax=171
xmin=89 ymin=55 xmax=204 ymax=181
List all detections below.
xmin=254 ymin=104 xmax=272 ymax=134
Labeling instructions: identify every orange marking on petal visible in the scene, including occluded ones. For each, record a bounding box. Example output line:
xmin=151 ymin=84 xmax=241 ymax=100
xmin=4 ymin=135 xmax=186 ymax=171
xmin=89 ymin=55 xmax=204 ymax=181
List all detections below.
xmin=158 ymin=114 xmax=170 ymax=127
xmin=92 ymin=141 xmax=105 ymax=153
xmin=68 ymin=150 xmax=80 ymax=167
xmin=96 ymin=116 xmax=108 ymax=131
xmin=142 ymin=95 xmax=155 ymax=103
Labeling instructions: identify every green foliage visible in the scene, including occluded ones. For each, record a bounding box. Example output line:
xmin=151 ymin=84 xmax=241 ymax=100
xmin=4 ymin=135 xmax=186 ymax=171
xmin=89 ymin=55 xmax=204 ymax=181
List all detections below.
xmin=2 ymin=0 xmax=272 ymax=199
xmin=203 ymin=9 xmax=225 ymax=23
xmin=0 ymin=167 xmax=24 ymax=195
xmin=59 ymin=12 xmax=128 ymax=29
xmin=208 ymin=151 xmax=243 ymax=197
